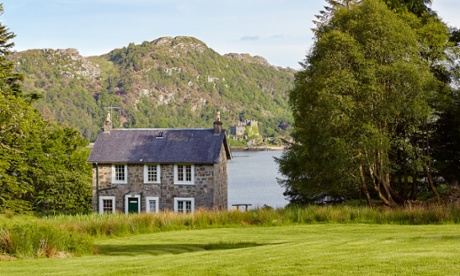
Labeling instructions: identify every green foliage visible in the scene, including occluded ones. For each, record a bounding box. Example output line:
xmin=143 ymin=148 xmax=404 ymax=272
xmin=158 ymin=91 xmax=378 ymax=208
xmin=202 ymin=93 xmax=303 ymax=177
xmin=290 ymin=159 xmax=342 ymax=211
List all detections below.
xmin=31 ymin=125 xmax=92 ymax=215
xmin=228 ymin=139 xmax=247 ymax=147
xmin=278 ymin=0 xmax=442 ymax=206
xmin=13 ymin=37 xmax=294 ymax=141
xmin=0 ymin=6 xmax=92 ymax=214
xmin=0 ymin=88 xmax=92 ymax=215
xmin=0 ymin=221 xmax=94 ymax=258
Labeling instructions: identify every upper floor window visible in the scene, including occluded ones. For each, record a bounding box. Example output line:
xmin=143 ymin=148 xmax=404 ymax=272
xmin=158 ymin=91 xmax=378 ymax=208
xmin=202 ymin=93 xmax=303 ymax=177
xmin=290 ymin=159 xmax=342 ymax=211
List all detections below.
xmin=144 ymin=164 xmax=161 ymax=183
xmin=112 ymin=164 xmax=127 ymax=184
xmin=174 ymin=164 xmax=194 ymax=185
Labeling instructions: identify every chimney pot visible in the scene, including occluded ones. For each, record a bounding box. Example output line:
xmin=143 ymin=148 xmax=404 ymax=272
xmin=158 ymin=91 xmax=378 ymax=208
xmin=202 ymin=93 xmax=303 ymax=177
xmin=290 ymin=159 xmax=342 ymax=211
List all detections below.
xmin=103 ymin=112 xmax=112 ymax=133
xmin=213 ymin=111 xmax=222 ymax=135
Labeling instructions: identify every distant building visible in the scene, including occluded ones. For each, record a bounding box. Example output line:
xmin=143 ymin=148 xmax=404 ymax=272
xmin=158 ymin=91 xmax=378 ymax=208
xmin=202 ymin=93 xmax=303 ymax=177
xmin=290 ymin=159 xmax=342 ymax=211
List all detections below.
xmin=230 ymin=119 xmax=258 ymax=136
xmin=87 ymin=112 xmax=232 ymax=214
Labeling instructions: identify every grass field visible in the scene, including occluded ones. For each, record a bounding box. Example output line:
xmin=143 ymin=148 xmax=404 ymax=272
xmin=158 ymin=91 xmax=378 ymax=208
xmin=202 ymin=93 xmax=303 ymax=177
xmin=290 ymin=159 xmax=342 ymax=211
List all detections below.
xmin=1 ymin=224 xmax=459 ymax=275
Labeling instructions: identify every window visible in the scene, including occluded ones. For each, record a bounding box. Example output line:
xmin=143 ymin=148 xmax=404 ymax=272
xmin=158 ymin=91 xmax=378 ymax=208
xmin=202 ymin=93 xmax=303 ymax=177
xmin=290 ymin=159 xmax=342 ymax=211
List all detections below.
xmin=144 ymin=164 xmax=160 ymax=183
xmin=99 ymin=196 xmax=115 ymax=214
xmin=146 ymin=197 xmax=159 ymax=213
xmin=174 ymin=165 xmax=194 ymax=184
xmin=174 ymin=198 xmax=195 ymax=213
xmin=112 ymin=164 xmax=127 ymax=184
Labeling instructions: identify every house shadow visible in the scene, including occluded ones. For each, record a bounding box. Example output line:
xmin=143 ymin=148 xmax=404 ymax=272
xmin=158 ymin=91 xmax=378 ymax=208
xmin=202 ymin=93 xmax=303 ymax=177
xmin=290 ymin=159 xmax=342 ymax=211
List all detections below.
xmin=96 ymin=242 xmax=280 ymax=257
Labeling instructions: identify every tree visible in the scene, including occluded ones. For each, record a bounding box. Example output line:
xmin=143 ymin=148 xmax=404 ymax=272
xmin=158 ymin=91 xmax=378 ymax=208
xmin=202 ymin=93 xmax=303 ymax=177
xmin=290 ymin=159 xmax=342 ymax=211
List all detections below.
xmin=29 ymin=125 xmax=92 ymax=214
xmin=0 ymin=7 xmax=22 ymax=98
xmin=384 ymin=0 xmax=433 ymax=16
xmin=312 ymin=0 xmax=361 ymax=35
xmin=0 ymin=4 xmax=92 ymax=213
xmin=0 ymin=95 xmax=39 ymax=211
xmin=277 ymin=0 xmax=438 ymax=207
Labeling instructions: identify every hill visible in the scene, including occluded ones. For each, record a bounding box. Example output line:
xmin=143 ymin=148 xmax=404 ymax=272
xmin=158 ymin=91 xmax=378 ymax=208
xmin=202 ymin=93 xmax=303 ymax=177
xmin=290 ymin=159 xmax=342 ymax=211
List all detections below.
xmin=12 ymin=36 xmax=295 ymax=141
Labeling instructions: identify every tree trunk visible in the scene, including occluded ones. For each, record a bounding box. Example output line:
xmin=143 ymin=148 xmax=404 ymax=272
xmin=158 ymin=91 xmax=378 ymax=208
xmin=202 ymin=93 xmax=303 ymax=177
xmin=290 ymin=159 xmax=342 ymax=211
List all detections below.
xmin=421 ymin=121 xmax=440 ymax=203
xmin=424 ymin=165 xmax=440 ymax=203
xmin=359 ymin=164 xmax=373 ymax=207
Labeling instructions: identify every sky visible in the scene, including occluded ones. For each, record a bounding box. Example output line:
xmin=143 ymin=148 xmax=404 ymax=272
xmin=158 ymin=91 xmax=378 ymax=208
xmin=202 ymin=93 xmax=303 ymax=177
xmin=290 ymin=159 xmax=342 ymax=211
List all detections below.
xmin=2 ymin=0 xmax=460 ymax=69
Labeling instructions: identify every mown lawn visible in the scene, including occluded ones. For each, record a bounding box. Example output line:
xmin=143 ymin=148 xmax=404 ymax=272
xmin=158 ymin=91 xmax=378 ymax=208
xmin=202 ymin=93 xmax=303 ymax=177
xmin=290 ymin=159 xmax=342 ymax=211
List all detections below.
xmin=1 ymin=224 xmax=459 ymax=275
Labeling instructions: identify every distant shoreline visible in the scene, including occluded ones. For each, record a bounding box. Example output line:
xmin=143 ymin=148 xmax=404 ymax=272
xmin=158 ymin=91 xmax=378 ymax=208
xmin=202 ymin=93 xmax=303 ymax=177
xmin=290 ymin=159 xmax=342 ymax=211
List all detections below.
xmin=230 ymin=146 xmax=284 ymax=152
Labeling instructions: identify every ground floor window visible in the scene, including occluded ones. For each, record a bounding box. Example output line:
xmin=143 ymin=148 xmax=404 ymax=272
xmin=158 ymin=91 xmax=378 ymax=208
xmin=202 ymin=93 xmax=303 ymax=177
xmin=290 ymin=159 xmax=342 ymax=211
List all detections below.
xmin=99 ymin=196 xmax=115 ymax=214
xmin=146 ymin=197 xmax=159 ymax=213
xmin=174 ymin=197 xmax=195 ymax=213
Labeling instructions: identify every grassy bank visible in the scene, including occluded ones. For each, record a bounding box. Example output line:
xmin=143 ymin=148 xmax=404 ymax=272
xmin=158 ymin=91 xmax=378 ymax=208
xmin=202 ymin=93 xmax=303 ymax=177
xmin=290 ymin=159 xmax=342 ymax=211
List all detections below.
xmin=1 ymin=205 xmax=460 ymax=259
xmin=1 ymin=224 xmax=459 ymax=275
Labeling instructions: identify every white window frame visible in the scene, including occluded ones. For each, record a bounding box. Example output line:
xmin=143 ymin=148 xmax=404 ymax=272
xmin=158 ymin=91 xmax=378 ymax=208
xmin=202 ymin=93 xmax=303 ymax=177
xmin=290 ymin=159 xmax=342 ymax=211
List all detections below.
xmin=112 ymin=164 xmax=128 ymax=184
xmin=146 ymin=196 xmax=160 ymax=213
xmin=124 ymin=194 xmax=141 ymax=214
xmin=144 ymin=164 xmax=161 ymax=184
xmin=174 ymin=164 xmax=195 ymax=185
xmin=99 ymin=196 xmax=116 ymax=214
xmin=174 ymin=197 xmax=195 ymax=213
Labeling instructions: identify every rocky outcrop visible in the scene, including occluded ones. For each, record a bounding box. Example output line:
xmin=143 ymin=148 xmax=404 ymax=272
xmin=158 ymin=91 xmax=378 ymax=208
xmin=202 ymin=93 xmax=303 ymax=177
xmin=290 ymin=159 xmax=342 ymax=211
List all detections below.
xmin=41 ymin=48 xmax=101 ymax=80
xmin=224 ymin=53 xmax=271 ymax=67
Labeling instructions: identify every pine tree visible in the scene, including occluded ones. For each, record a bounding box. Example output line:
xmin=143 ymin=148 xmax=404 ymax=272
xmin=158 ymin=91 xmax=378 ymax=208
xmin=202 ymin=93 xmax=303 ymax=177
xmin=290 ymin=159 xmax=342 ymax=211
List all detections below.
xmin=0 ymin=4 xmax=92 ymax=213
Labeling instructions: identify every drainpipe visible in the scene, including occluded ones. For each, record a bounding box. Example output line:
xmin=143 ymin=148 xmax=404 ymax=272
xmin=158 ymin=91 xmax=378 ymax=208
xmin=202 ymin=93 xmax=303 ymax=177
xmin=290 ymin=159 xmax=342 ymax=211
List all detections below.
xmin=95 ymin=163 xmax=99 ymax=213
xmin=140 ymin=192 xmax=143 ymax=213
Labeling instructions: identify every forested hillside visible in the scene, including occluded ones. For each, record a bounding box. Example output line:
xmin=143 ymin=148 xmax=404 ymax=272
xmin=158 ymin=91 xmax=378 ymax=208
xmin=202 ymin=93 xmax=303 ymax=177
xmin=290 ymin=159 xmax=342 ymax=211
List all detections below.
xmin=12 ymin=36 xmax=295 ymax=141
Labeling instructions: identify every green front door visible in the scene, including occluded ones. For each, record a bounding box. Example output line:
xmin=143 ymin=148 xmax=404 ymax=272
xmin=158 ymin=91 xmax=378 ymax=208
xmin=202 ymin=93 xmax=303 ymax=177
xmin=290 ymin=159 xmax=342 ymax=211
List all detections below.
xmin=128 ymin=197 xmax=139 ymax=213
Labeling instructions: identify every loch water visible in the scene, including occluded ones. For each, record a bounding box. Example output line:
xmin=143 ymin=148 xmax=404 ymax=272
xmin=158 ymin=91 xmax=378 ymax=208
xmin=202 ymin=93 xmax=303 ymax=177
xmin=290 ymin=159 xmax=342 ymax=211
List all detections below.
xmin=228 ymin=150 xmax=289 ymax=209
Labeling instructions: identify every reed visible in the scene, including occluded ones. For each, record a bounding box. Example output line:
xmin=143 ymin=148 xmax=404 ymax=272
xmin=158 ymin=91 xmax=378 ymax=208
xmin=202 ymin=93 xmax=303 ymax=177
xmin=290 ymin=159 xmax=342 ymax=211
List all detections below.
xmin=43 ymin=204 xmax=460 ymax=236
xmin=2 ymin=204 xmax=460 ymax=259
xmin=0 ymin=222 xmax=93 ymax=258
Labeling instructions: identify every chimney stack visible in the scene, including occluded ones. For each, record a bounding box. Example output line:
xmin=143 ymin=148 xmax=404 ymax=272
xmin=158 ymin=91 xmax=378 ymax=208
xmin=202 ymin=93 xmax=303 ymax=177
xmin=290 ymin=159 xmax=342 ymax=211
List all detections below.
xmin=103 ymin=112 xmax=112 ymax=133
xmin=213 ymin=111 xmax=222 ymax=135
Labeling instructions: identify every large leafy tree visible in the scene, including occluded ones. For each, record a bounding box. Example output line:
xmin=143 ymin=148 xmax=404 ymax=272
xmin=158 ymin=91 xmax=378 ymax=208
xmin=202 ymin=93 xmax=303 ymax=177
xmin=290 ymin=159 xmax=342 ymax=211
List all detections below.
xmin=277 ymin=0 xmax=439 ymax=206
xmin=0 ymin=4 xmax=91 ymax=213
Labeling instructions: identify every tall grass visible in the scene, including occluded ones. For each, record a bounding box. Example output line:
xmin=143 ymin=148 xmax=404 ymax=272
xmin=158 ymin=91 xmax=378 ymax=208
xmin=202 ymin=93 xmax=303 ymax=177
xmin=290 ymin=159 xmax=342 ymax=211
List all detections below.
xmin=2 ymin=204 xmax=460 ymax=259
xmin=40 ymin=204 xmax=460 ymax=237
xmin=0 ymin=221 xmax=93 ymax=258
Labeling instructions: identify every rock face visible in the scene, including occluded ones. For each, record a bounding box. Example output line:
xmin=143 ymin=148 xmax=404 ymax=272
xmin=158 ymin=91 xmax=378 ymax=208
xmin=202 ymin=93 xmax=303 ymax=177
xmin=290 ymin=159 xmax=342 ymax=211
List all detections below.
xmin=42 ymin=48 xmax=101 ymax=80
xmin=224 ymin=53 xmax=271 ymax=67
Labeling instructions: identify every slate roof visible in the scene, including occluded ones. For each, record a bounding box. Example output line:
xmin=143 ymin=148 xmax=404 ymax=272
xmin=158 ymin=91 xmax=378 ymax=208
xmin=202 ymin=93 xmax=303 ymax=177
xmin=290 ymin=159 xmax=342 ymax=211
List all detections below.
xmin=87 ymin=128 xmax=231 ymax=164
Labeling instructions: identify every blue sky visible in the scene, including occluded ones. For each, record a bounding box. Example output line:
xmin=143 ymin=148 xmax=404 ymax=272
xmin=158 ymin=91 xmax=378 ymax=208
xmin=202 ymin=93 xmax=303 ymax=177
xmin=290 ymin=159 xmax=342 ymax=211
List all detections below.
xmin=2 ymin=1 xmax=459 ymax=69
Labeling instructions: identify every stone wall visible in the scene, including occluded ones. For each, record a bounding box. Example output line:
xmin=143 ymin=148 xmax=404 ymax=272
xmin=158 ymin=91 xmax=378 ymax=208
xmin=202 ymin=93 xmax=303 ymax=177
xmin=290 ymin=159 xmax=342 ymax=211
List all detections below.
xmin=212 ymin=144 xmax=228 ymax=209
xmin=92 ymin=159 xmax=228 ymax=212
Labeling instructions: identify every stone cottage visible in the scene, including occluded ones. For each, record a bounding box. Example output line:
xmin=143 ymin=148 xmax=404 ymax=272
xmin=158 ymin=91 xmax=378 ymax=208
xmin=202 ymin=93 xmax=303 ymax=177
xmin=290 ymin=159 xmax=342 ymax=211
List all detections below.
xmin=87 ymin=112 xmax=232 ymax=214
